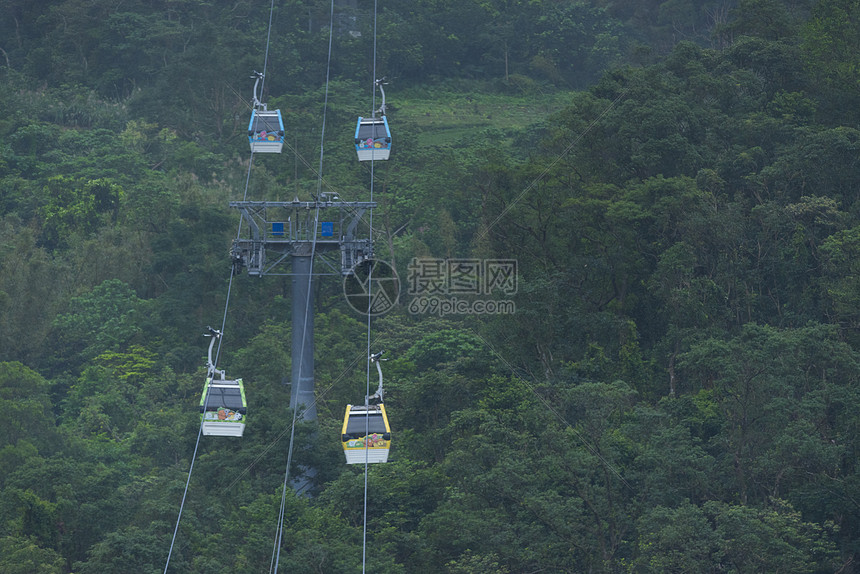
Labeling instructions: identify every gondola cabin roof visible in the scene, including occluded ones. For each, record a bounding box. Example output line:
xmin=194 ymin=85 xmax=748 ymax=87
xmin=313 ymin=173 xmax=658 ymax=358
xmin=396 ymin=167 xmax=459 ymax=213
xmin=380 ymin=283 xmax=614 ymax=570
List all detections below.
xmin=248 ymin=109 xmax=285 ymax=153
xmin=354 ymin=116 xmax=391 ymax=161
xmin=200 ymin=377 xmax=247 ymax=437
xmin=341 ymin=403 xmax=391 ymax=464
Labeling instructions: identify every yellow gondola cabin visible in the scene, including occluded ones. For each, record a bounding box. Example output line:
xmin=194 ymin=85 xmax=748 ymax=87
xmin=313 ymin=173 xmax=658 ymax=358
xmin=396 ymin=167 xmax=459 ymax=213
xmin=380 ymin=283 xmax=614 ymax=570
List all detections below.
xmin=341 ymin=403 xmax=391 ymax=464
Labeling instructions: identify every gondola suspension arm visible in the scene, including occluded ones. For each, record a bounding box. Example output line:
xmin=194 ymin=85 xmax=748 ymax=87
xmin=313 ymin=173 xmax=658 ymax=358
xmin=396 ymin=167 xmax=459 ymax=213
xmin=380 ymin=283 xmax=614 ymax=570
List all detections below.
xmin=374 ymin=78 xmax=387 ymax=117
xmin=205 ymin=326 xmax=225 ymax=381
xmin=251 ymin=70 xmax=267 ymax=110
xmin=367 ymin=350 xmax=385 ymax=405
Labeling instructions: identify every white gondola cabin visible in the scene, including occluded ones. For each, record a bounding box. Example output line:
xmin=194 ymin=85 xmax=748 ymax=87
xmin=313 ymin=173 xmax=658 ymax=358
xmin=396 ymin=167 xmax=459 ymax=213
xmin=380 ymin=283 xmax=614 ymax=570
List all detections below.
xmin=198 ymin=327 xmax=247 ymax=437
xmin=354 ymin=78 xmax=392 ymax=161
xmin=248 ymin=109 xmax=285 ymax=153
xmin=354 ymin=116 xmax=391 ymax=161
xmin=200 ymin=377 xmax=247 ymax=437
xmin=247 ymin=70 xmax=284 ymax=153
xmin=341 ymin=403 xmax=391 ymax=464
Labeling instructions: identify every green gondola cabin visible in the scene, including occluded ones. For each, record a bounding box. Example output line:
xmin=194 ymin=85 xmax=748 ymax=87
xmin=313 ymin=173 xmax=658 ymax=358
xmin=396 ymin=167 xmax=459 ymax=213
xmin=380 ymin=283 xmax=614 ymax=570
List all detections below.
xmin=200 ymin=377 xmax=247 ymax=437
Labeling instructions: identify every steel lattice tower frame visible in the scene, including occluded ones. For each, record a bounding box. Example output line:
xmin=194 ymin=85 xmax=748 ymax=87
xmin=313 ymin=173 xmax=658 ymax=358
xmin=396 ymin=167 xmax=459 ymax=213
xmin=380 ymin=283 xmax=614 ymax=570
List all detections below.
xmin=229 ymin=196 xmax=376 ymax=421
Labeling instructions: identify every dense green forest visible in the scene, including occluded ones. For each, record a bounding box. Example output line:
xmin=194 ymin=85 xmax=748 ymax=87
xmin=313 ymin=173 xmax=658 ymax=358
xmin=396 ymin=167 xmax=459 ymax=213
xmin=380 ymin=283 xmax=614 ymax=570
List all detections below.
xmin=5 ymin=0 xmax=860 ymax=571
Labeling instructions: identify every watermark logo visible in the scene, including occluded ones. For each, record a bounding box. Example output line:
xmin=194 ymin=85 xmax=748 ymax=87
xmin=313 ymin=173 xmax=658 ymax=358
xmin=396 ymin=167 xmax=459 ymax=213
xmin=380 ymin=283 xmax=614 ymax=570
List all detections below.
xmin=406 ymin=258 xmax=517 ymax=316
xmin=343 ymin=259 xmax=400 ymax=316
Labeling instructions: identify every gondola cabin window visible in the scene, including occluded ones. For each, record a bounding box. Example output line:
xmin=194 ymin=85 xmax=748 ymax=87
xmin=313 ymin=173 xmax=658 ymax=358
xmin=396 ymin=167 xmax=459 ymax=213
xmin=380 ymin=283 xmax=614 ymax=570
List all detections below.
xmin=344 ymin=411 xmax=387 ymax=437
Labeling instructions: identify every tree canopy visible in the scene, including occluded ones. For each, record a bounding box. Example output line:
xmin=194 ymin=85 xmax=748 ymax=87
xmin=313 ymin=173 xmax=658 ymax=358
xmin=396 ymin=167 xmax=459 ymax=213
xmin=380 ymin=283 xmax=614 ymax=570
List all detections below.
xmin=3 ymin=0 xmax=860 ymax=572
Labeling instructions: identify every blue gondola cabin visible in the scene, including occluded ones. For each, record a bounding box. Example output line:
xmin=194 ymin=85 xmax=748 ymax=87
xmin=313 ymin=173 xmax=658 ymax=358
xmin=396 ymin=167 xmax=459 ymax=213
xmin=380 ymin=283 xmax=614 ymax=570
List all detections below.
xmin=200 ymin=377 xmax=247 ymax=437
xmin=249 ymin=109 xmax=285 ymax=153
xmin=354 ymin=116 xmax=391 ymax=161
xmin=341 ymin=404 xmax=391 ymax=463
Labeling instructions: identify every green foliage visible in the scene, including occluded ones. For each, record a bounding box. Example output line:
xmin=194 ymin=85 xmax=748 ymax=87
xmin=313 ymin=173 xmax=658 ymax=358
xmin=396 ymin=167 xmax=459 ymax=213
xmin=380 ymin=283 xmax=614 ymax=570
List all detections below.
xmin=633 ymin=498 xmax=839 ymax=573
xmin=404 ymin=328 xmax=489 ymax=371
xmin=4 ymin=1 xmax=860 ymax=572
xmin=73 ymin=525 xmax=169 ymax=574
xmin=51 ymin=279 xmax=145 ymax=370
xmin=0 ymin=536 xmax=65 ymax=574
xmin=39 ymin=176 xmax=123 ymax=249
xmin=705 ymin=499 xmax=839 ymax=572
xmin=678 ymin=323 xmax=859 ymax=504
xmin=633 ymin=502 xmax=721 ymax=573
xmin=0 ymin=362 xmax=57 ymax=452
xmin=802 ymin=0 xmax=860 ymax=122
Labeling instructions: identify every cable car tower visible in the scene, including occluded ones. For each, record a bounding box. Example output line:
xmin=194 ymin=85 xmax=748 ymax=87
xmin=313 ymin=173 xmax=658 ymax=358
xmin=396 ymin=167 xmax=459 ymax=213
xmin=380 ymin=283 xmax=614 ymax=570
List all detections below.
xmin=229 ymin=193 xmax=376 ymax=420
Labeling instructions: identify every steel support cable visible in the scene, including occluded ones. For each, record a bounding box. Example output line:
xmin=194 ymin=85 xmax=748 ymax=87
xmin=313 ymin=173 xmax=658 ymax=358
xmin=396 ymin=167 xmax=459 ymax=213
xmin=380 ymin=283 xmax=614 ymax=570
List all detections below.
xmin=218 ymin=0 xmax=283 ymax=373
xmin=164 ymin=277 xmax=239 ymax=572
xmin=361 ymin=238 xmax=374 ymax=574
xmin=271 ymin=209 xmax=320 ymax=574
xmin=271 ymin=0 xmax=337 ymax=570
xmin=163 ymin=393 xmax=208 ymax=573
xmin=218 ymin=0 xmax=279 ymax=358
xmin=271 ymin=209 xmax=321 ymax=574
xmin=163 ymin=0 xmax=279 ymax=569
xmin=361 ymin=1 xmax=380 ymax=572
xmin=259 ymin=0 xmax=277 ymax=96
xmin=163 ymin=121 xmax=251 ymax=574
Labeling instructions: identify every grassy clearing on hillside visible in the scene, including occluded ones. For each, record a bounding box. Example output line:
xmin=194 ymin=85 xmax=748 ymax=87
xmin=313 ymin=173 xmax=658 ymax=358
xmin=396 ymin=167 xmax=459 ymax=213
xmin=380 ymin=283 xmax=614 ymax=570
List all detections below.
xmin=394 ymin=88 xmax=571 ymax=146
